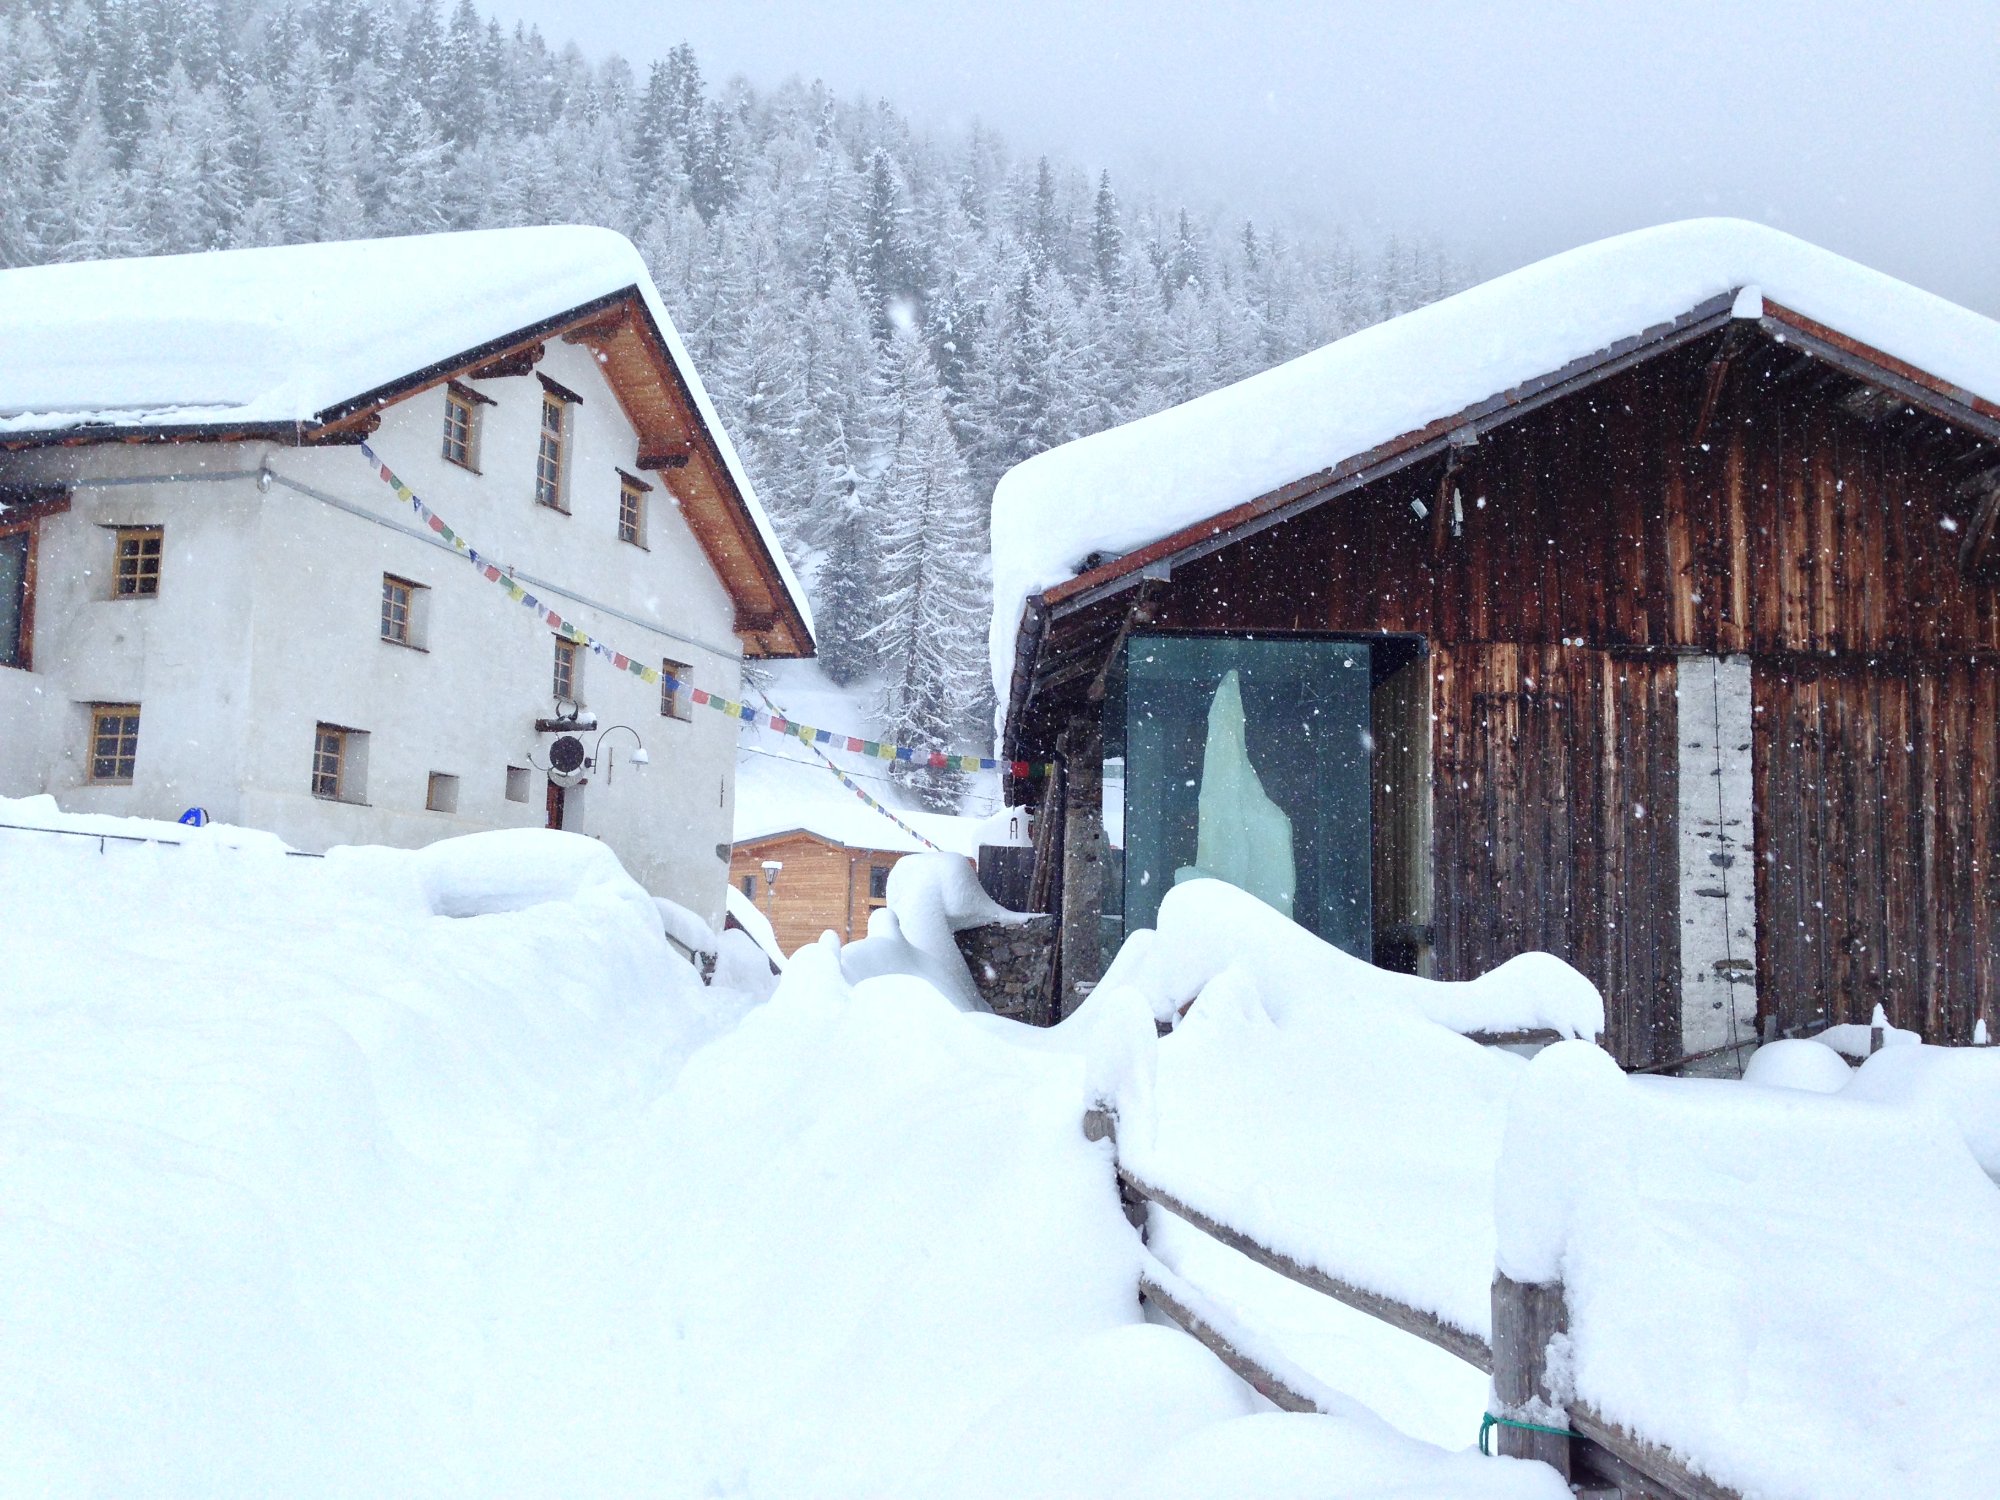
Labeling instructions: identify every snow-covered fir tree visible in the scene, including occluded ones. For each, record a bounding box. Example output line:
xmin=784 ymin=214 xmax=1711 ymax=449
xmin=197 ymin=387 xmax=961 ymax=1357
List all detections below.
xmin=0 ymin=0 xmax=1470 ymax=808
xmin=865 ymin=326 xmax=990 ymax=809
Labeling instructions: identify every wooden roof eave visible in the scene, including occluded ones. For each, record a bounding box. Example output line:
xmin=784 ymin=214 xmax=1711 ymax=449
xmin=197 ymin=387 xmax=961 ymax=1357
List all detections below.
xmin=734 ymin=827 xmax=912 ymax=857
xmin=558 ymin=299 xmax=814 ymax=660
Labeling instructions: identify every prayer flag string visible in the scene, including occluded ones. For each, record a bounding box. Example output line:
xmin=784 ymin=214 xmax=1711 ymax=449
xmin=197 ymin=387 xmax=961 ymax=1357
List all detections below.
xmin=356 ymin=442 xmax=1052 ymax=780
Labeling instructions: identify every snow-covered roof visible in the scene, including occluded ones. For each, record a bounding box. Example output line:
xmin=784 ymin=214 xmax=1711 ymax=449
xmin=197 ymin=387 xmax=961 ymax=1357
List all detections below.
xmin=990 ymin=218 xmax=2000 ymax=701
xmin=0 ymin=226 xmax=811 ymax=641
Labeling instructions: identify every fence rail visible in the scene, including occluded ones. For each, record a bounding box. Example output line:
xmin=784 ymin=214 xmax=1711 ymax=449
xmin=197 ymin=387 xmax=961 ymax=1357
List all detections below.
xmin=1087 ymin=1105 xmax=1743 ymax=1500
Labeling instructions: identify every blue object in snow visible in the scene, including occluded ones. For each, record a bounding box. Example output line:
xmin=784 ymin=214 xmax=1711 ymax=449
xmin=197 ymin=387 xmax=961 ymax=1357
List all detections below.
xmin=177 ymin=807 xmax=209 ymax=827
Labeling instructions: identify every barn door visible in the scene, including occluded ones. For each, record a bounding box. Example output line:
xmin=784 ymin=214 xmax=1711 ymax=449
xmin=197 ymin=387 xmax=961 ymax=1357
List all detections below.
xmin=1753 ymin=659 xmax=2000 ymax=1043
xmin=1432 ymin=645 xmax=1682 ymax=1066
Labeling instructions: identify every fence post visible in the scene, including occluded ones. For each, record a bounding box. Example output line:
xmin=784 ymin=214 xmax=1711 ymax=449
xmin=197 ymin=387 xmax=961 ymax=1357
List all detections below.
xmin=1490 ymin=1272 xmax=1572 ymax=1479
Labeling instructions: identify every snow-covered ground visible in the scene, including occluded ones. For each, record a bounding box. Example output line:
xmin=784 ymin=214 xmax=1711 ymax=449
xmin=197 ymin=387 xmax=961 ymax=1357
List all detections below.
xmin=0 ymin=796 xmax=1561 ymax=1500
xmin=8 ymin=792 xmax=1994 ymax=1498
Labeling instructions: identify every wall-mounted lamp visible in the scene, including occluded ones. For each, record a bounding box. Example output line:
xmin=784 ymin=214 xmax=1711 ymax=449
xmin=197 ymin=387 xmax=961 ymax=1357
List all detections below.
xmin=588 ymin=724 xmax=648 ymax=785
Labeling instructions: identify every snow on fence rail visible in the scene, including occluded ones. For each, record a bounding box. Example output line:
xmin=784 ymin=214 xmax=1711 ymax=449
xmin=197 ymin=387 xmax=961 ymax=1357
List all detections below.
xmin=1084 ymin=1103 xmax=1743 ymax=1500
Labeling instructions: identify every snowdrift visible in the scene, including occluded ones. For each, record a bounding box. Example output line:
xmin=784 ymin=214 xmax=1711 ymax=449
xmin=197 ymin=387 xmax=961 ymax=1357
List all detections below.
xmin=1500 ymin=1042 xmax=2000 ymax=1500
xmin=0 ymin=801 xmax=1566 ymax=1499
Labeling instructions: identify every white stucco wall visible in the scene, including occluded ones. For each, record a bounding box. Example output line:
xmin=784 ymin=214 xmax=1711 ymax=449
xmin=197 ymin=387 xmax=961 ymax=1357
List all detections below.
xmin=0 ymin=340 xmax=755 ymax=925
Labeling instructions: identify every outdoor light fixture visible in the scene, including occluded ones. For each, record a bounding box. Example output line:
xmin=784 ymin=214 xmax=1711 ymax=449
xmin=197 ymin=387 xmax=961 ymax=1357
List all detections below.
xmin=760 ymin=858 xmax=782 ymax=917
xmin=588 ymin=724 xmax=648 ymax=785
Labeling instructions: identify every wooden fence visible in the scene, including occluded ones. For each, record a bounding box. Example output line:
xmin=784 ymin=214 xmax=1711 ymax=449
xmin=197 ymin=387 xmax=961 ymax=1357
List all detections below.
xmin=1083 ymin=1106 xmax=1742 ymax=1500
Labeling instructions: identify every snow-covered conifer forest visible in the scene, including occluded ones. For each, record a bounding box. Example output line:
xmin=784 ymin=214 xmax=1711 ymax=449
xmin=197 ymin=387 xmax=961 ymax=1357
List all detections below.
xmin=0 ymin=0 xmax=1467 ymax=803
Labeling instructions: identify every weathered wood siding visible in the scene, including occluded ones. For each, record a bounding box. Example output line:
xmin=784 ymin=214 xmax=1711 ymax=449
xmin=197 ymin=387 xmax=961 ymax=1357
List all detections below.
xmin=729 ymin=832 xmax=898 ymax=956
xmin=1755 ymin=660 xmax=2000 ymax=1043
xmin=1432 ymin=645 xmax=1682 ymax=1065
xmin=1128 ymin=332 xmax=1999 ymax=1048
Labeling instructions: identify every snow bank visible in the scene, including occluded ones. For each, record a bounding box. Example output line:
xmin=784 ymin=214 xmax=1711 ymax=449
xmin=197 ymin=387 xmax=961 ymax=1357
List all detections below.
xmin=1116 ymin=1410 xmax=1569 ymax=1500
xmin=1101 ymin=882 xmax=1532 ymax=1340
xmin=0 ymin=226 xmax=809 ymax=633
xmin=1739 ymin=1035 xmax=1854 ymax=1094
xmin=655 ymin=895 xmax=720 ymax=960
xmin=1494 ymin=1041 xmax=2000 ymax=1499
xmin=843 ymin=852 xmax=1030 ymax=1011
xmin=1814 ymin=1016 xmax=1921 ymax=1058
xmin=990 ymin=217 xmax=2000 ymax=702
xmin=0 ymin=806 xmax=754 ymax=1496
xmin=725 ymin=880 xmax=785 ymax=965
xmin=1845 ymin=1043 xmax=2000 ymax=1179
xmin=1104 ymin=879 xmax=1602 ymax=1039
xmin=13 ymin=799 xmax=1520 ymax=1497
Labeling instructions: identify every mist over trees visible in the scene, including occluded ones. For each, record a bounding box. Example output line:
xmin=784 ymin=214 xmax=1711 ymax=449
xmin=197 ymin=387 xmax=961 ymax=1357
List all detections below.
xmin=0 ymin=0 xmax=1469 ymax=807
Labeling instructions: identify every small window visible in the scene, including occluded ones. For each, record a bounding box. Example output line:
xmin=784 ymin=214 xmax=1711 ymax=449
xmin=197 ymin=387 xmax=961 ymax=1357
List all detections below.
xmin=88 ymin=703 xmax=140 ymax=783
xmin=505 ymin=765 xmax=532 ymax=803
xmin=740 ymin=874 xmax=755 ymax=898
xmin=535 ymin=393 xmax=569 ymax=510
xmin=311 ymin=722 xmax=368 ymax=803
xmin=441 ymin=385 xmax=480 ymax=469
xmin=426 ymin=771 xmax=459 ymax=813
xmin=380 ymin=573 xmax=423 ymax=646
xmin=661 ymin=657 xmax=692 ymax=720
xmin=618 ymin=471 xmax=649 ymax=546
xmin=114 ymin=526 xmax=162 ymax=597
xmin=0 ymin=527 xmax=30 ymax=669
xmin=552 ymin=634 xmax=580 ymax=704
xmin=868 ymin=863 xmax=891 ymax=902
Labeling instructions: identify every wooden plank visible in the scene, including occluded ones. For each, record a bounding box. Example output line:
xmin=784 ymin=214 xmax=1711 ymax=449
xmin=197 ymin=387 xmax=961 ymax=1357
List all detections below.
xmin=1136 ymin=1265 xmax=1324 ymax=1415
xmin=1115 ymin=1164 xmax=1494 ymax=1371
xmin=1490 ymin=1273 xmax=1571 ymax=1476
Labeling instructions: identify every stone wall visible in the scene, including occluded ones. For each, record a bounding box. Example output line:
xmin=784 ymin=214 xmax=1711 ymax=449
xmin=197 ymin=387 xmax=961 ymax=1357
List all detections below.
xmin=955 ymin=915 xmax=1056 ymax=1022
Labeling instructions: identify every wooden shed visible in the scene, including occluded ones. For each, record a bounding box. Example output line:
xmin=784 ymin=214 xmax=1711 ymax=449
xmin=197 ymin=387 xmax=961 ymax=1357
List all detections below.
xmin=993 ymin=221 xmax=2000 ymax=1069
xmin=729 ymin=828 xmax=907 ymax=957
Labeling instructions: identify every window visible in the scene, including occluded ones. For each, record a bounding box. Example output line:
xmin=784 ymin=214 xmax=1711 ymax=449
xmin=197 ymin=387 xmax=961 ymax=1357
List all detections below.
xmin=0 ymin=527 xmax=29 ymax=669
xmin=535 ymin=393 xmax=569 ymax=510
xmin=380 ymin=573 xmax=423 ymax=646
xmin=505 ymin=765 xmax=532 ymax=803
xmin=740 ymin=874 xmax=755 ymax=899
xmin=441 ymin=385 xmax=480 ymax=469
xmin=868 ymin=863 xmax=891 ymax=902
xmin=661 ymin=657 xmax=692 ymax=720
xmin=618 ymin=471 xmax=649 ymax=546
xmin=88 ymin=704 xmax=140 ymax=783
xmin=552 ymin=635 xmax=580 ymax=704
xmin=311 ymin=723 xmax=368 ymax=803
xmin=114 ymin=526 xmax=162 ymax=597
xmin=426 ymin=772 xmax=460 ymax=814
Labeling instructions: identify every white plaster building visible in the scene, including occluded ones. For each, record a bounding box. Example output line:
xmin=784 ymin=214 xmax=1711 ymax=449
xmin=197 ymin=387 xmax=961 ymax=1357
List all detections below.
xmin=0 ymin=227 xmax=814 ymax=923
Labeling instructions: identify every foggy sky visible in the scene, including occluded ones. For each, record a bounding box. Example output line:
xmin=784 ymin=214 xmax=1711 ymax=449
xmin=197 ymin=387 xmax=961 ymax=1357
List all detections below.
xmin=490 ymin=1 xmax=2000 ymax=316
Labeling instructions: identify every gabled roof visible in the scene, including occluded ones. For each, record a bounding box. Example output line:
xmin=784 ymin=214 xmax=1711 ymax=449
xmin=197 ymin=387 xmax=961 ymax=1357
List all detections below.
xmin=990 ymin=219 xmax=2000 ymax=708
xmin=0 ymin=227 xmax=812 ymax=656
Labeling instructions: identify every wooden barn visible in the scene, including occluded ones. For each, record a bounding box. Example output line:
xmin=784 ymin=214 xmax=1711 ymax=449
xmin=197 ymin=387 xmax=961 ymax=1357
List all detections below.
xmin=991 ymin=220 xmax=2000 ymax=1069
